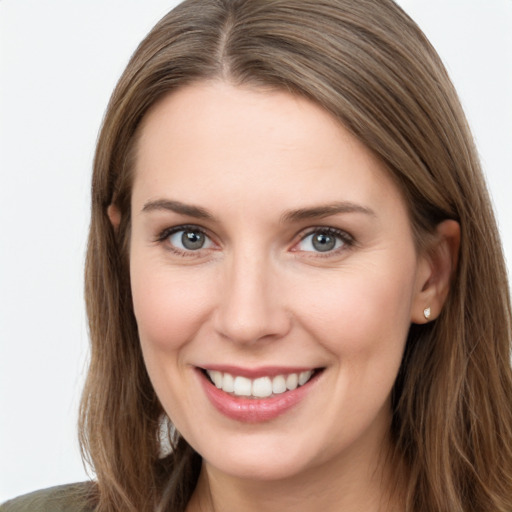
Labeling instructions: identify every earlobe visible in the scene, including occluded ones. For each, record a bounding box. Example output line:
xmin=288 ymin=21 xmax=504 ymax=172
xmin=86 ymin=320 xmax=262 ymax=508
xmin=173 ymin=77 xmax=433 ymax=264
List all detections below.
xmin=411 ymin=219 xmax=460 ymax=324
xmin=107 ymin=204 xmax=121 ymax=230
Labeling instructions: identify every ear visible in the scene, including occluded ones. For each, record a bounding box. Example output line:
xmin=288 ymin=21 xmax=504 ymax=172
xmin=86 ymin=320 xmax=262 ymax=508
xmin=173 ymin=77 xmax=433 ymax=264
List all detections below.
xmin=411 ymin=219 xmax=460 ymax=324
xmin=107 ymin=204 xmax=121 ymax=230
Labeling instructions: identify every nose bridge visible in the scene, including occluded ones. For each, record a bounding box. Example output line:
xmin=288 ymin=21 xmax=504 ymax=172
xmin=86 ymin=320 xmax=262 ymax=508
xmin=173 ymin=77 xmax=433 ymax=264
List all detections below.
xmin=214 ymin=244 xmax=290 ymax=344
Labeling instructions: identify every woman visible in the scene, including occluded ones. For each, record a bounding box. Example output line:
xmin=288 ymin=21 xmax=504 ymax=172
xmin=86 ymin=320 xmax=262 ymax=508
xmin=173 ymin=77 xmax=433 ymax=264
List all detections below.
xmin=3 ymin=0 xmax=511 ymax=511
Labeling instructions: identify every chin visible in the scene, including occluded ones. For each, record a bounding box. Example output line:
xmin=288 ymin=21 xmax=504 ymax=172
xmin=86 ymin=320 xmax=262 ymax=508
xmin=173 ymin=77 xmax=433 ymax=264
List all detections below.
xmin=194 ymin=432 xmax=325 ymax=482
xmin=207 ymin=456 xmax=310 ymax=482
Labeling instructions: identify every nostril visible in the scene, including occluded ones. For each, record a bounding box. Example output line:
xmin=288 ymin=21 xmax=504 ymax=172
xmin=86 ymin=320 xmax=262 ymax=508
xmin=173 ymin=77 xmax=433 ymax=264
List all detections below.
xmin=213 ymin=304 xmax=292 ymax=346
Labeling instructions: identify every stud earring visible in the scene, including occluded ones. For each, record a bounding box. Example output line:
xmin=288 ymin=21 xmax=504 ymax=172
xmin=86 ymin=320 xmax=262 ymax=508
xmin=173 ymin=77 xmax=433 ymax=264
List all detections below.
xmin=423 ymin=307 xmax=431 ymax=320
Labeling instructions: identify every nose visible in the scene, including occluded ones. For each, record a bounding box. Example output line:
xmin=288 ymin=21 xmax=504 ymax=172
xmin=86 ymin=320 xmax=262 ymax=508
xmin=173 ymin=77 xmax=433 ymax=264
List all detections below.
xmin=213 ymin=251 xmax=292 ymax=345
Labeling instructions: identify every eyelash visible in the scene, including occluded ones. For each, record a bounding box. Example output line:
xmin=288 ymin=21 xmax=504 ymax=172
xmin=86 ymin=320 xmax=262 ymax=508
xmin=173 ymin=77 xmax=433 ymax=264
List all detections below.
xmin=295 ymin=227 xmax=354 ymax=257
xmin=155 ymin=225 xmax=354 ymax=257
xmin=155 ymin=224 xmax=215 ymax=258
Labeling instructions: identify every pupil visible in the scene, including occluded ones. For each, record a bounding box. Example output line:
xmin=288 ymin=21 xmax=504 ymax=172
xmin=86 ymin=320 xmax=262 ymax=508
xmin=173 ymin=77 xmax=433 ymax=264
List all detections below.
xmin=182 ymin=230 xmax=205 ymax=250
xmin=312 ymin=233 xmax=335 ymax=252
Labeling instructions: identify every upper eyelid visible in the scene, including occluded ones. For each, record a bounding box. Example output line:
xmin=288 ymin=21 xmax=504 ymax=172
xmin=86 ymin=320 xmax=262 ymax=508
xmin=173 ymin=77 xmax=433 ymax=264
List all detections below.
xmin=155 ymin=224 xmax=211 ymax=241
xmin=154 ymin=224 xmax=355 ymax=250
xmin=297 ymin=226 xmax=354 ymax=242
xmin=291 ymin=226 xmax=355 ymax=254
xmin=155 ymin=225 xmax=217 ymax=258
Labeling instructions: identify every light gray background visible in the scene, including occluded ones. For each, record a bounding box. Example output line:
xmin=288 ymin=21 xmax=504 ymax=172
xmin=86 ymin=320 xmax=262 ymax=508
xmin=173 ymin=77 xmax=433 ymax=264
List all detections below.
xmin=1 ymin=0 xmax=511 ymax=503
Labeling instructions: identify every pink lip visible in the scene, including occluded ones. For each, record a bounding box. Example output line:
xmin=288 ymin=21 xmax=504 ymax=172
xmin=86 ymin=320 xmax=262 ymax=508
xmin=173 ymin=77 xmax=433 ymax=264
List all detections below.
xmin=197 ymin=367 xmax=321 ymax=423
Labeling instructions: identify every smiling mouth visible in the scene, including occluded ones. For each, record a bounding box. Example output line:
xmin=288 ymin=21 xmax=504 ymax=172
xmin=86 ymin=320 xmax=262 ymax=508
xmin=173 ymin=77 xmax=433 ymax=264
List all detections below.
xmin=202 ymin=368 xmax=322 ymax=399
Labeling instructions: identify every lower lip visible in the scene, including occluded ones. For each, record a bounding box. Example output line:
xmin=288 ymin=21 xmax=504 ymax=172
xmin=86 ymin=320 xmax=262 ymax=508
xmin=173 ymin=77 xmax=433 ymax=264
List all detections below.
xmin=198 ymin=370 xmax=319 ymax=423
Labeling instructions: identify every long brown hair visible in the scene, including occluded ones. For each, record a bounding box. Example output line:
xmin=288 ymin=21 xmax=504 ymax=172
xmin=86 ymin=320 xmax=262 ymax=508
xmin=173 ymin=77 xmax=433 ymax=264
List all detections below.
xmin=79 ymin=1 xmax=512 ymax=510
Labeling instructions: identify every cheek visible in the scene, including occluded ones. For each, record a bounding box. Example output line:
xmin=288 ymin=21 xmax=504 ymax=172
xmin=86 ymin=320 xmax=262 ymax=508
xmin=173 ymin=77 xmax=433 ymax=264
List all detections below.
xmin=296 ymin=255 xmax=417 ymax=359
xmin=130 ymin=257 xmax=214 ymax=352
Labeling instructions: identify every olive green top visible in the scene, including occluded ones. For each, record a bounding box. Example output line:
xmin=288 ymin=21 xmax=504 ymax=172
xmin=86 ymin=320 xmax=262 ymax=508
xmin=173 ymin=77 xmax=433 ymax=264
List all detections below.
xmin=0 ymin=483 xmax=96 ymax=512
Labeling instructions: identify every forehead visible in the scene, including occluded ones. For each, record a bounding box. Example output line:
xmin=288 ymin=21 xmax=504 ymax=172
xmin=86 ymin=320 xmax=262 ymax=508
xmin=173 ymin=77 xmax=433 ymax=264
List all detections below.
xmin=131 ymin=81 xmax=405 ymax=219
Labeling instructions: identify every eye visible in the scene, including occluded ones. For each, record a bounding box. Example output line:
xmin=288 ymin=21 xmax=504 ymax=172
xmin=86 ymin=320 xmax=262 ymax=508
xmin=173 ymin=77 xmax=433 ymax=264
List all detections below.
xmin=158 ymin=226 xmax=215 ymax=253
xmin=295 ymin=228 xmax=352 ymax=253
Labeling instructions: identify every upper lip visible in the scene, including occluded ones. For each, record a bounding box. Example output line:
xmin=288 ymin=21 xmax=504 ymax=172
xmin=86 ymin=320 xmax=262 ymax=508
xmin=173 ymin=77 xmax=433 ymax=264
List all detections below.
xmin=198 ymin=365 xmax=321 ymax=379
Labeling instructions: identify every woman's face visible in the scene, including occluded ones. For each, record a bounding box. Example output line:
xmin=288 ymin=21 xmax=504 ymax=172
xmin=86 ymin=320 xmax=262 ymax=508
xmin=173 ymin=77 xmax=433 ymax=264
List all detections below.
xmin=129 ymin=81 xmax=430 ymax=481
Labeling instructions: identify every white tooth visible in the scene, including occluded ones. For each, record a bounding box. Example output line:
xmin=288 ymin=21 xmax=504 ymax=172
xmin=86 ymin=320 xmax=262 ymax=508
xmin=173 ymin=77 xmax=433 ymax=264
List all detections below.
xmin=286 ymin=373 xmax=298 ymax=390
xmin=233 ymin=376 xmax=252 ymax=396
xmin=299 ymin=370 xmax=313 ymax=386
xmin=223 ymin=373 xmax=234 ymax=393
xmin=209 ymin=370 xmax=222 ymax=388
xmin=252 ymin=377 xmax=273 ymax=398
xmin=272 ymin=375 xmax=287 ymax=394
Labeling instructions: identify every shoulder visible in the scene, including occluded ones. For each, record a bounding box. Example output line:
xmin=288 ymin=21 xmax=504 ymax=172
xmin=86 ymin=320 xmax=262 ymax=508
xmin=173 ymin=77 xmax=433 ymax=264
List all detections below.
xmin=0 ymin=482 xmax=97 ymax=512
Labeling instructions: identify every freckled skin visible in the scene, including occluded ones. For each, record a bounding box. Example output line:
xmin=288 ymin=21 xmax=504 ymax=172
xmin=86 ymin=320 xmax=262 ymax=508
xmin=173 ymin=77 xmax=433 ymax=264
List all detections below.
xmin=128 ymin=81 xmax=431 ymax=511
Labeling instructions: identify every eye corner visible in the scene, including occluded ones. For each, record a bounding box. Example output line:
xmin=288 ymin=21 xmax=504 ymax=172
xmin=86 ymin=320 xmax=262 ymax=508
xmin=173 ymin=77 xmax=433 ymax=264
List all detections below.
xmin=291 ymin=226 xmax=355 ymax=256
xmin=155 ymin=224 xmax=218 ymax=257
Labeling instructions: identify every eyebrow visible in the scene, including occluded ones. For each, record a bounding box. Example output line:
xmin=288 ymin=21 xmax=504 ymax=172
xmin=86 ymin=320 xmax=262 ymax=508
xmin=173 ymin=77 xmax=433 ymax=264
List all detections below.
xmin=280 ymin=202 xmax=376 ymax=223
xmin=142 ymin=199 xmax=214 ymax=220
xmin=141 ymin=199 xmax=375 ymax=223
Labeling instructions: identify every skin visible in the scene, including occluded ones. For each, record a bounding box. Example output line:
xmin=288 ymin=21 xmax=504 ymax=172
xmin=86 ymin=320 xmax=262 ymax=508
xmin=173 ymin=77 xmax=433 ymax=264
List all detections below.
xmin=121 ymin=81 xmax=458 ymax=512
